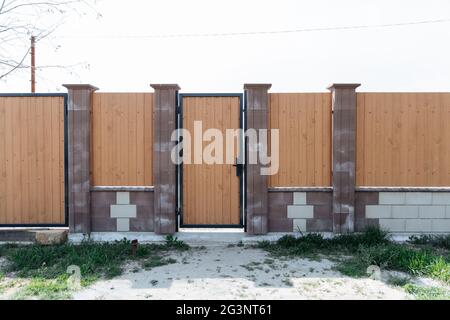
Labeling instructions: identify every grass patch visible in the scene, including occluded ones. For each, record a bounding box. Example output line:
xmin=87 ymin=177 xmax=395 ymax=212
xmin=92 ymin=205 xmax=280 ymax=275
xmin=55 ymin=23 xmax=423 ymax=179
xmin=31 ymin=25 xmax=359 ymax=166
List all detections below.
xmin=258 ymin=227 xmax=450 ymax=284
xmin=408 ymin=234 xmax=450 ymax=250
xmin=13 ymin=277 xmax=71 ymax=300
xmin=403 ymin=284 xmax=450 ymax=300
xmin=0 ymin=237 xmax=189 ymax=299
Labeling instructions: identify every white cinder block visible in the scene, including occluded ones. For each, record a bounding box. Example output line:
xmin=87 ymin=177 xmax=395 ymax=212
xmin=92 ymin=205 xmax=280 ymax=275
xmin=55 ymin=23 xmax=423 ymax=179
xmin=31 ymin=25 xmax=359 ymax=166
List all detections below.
xmin=117 ymin=218 xmax=130 ymax=232
xmin=405 ymin=219 xmax=432 ymax=232
xmin=379 ymin=219 xmax=406 ymax=232
xmin=418 ymin=206 xmax=446 ymax=218
xmin=293 ymin=219 xmax=307 ymax=232
xmin=446 ymin=206 xmax=450 ymax=219
xmin=379 ymin=192 xmax=405 ymax=205
xmin=431 ymin=219 xmax=450 ymax=232
xmin=111 ymin=205 xmax=137 ymax=218
xmin=116 ymin=192 xmax=130 ymax=205
xmin=405 ymin=192 xmax=432 ymax=205
xmin=431 ymin=219 xmax=450 ymax=233
xmin=392 ymin=206 xmax=419 ymax=218
xmin=293 ymin=192 xmax=307 ymax=205
xmin=287 ymin=205 xmax=314 ymax=219
xmin=366 ymin=205 xmax=392 ymax=218
xmin=432 ymin=193 xmax=450 ymax=205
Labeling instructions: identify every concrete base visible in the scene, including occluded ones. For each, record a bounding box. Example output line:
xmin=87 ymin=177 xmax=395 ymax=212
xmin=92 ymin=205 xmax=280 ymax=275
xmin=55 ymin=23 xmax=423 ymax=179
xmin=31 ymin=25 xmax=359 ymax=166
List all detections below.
xmin=69 ymin=232 xmax=307 ymax=246
xmin=67 ymin=231 xmax=450 ymax=246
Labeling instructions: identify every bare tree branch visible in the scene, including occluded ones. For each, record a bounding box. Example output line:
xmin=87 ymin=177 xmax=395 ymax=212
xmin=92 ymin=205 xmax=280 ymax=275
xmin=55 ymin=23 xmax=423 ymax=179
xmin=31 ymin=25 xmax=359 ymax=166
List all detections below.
xmin=0 ymin=0 xmax=97 ymax=80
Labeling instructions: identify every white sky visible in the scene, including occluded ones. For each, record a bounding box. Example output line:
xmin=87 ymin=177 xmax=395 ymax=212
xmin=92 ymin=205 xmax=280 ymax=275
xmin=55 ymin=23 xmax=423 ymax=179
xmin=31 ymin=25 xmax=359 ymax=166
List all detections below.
xmin=2 ymin=0 xmax=450 ymax=93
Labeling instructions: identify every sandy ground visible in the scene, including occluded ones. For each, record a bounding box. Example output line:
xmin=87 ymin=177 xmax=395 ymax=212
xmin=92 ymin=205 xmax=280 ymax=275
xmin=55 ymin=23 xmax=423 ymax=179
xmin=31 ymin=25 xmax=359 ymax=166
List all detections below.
xmin=69 ymin=246 xmax=413 ymax=300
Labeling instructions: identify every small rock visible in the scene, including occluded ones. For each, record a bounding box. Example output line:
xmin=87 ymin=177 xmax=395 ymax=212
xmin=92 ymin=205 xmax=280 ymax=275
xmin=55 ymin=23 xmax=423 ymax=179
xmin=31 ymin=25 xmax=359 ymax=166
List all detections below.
xmin=35 ymin=230 xmax=68 ymax=245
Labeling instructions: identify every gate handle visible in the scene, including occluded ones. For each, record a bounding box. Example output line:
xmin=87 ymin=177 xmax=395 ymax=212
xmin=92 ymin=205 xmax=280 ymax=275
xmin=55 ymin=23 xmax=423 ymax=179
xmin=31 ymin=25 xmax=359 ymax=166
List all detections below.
xmin=233 ymin=158 xmax=243 ymax=177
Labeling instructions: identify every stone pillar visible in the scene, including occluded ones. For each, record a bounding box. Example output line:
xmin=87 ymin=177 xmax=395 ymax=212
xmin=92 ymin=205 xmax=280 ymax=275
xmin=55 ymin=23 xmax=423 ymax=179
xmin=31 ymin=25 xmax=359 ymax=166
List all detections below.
xmin=63 ymin=84 xmax=98 ymax=234
xmin=328 ymin=83 xmax=360 ymax=234
xmin=151 ymin=84 xmax=180 ymax=235
xmin=244 ymin=84 xmax=272 ymax=235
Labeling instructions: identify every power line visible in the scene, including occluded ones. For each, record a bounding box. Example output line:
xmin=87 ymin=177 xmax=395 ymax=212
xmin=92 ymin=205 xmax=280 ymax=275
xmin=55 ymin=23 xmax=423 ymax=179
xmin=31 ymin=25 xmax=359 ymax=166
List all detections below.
xmin=59 ymin=17 xmax=450 ymax=39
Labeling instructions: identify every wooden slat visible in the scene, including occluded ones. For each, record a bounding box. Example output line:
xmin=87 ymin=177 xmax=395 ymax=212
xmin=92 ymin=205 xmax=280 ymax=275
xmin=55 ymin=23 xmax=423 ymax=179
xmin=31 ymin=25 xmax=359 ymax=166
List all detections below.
xmin=268 ymin=93 xmax=332 ymax=187
xmin=0 ymin=96 xmax=65 ymax=225
xmin=356 ymin=93 xmax=450 ymax=186
xmin=91 ymin=93 xmax=153 ymax=186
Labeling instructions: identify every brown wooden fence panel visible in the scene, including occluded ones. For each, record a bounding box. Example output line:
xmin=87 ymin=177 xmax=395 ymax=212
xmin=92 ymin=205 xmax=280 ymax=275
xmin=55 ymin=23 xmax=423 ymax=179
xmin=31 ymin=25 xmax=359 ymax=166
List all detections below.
xmin=0 ymin=96 xmax=65 ymax=225
xmin=268 ymin=93 xmax=332 ymax=187
xmin=91 ymin=93 xmax=153 ymax=186
xmin=356 ymin=93 xmax=450 ymax=186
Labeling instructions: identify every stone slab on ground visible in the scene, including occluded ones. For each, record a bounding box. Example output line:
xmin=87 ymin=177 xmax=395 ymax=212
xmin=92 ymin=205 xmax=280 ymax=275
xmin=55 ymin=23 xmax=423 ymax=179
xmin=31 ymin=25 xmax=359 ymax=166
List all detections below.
xmin=35 ymin=230 xmax=68 ymax=245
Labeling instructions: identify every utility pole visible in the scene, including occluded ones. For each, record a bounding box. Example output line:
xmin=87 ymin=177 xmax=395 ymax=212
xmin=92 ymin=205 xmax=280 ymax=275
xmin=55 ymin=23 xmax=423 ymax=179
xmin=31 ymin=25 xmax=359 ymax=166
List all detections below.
xmin=31 ymin=36 xmax=36 ymax=93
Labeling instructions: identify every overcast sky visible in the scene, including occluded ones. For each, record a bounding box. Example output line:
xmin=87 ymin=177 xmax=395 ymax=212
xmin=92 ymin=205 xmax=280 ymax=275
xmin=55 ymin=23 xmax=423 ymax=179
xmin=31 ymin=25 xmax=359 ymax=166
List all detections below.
xmin=2 ymin=0 xmax=450 ymax=93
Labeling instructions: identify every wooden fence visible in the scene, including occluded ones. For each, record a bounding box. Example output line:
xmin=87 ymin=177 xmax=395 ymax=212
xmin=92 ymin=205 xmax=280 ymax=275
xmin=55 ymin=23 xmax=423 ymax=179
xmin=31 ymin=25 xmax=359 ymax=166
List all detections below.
xmin=356 ymin=93 xmax=450 ymax=186
xmin=91 ymin=93 xmax=153 ymax=186
xmin=268 ymin=93 xmax=332 ymax=187
xmin=0 ymin=95 xmax=66 ymax=225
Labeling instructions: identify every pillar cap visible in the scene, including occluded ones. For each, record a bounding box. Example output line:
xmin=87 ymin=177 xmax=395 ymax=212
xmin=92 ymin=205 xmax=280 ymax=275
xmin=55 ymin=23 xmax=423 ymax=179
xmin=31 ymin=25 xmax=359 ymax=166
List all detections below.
xmin=150 ymin=84 xmax=180 ymax=90
xmin=327 ymin=83 xmax=361 ymax=91
xmin=244 ymin=83 xmax=272 ymax=90
xmin=62 ymin=84 xmax=99 ymax=91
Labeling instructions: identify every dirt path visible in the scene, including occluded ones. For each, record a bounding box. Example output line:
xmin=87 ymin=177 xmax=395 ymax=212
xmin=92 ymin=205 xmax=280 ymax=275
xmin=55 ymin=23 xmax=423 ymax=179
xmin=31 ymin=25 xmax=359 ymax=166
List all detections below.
xmin=72 ymin=246 xmax=412 ymax=300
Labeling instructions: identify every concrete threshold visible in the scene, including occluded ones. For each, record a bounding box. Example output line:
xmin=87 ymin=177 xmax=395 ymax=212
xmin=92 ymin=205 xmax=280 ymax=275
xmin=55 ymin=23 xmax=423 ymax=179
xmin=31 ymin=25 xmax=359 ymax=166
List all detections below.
xmin=68 ymin=232 xmax=301 ymax=246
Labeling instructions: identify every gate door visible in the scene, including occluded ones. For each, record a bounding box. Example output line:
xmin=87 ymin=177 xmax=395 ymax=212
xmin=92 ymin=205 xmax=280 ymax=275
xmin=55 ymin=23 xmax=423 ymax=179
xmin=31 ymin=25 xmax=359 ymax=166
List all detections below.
xmin=180 ymin=94 xmax=243 ymax=227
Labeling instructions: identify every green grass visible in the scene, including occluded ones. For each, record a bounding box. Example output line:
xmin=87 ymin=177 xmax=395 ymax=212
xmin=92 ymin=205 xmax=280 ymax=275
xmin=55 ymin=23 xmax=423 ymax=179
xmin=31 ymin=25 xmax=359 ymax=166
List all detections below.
xmin=408 ymin=234 xmax=450 ymax=250
xmin=403 ymin=284 xmax=450 ymax=300
xmin=13 ymin=277 xmax=72 ymax=300
xmin=0 ymin=237 xmax=189 ymax=299
xmin=258 ymin=227 xmax=450 ymax=284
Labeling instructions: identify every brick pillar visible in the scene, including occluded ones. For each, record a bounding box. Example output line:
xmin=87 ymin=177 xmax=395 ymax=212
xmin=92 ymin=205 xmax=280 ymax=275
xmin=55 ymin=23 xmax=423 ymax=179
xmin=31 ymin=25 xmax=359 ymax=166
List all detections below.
xmin=63 ymin=84 xmax=98 ymax=234
xmin=244 ymin=84 xmax=272 ymax=235
xmin=151 ymin=84 xmax=180 ymax=235
xmin=328 ymin=83 xmax=360 ymax=234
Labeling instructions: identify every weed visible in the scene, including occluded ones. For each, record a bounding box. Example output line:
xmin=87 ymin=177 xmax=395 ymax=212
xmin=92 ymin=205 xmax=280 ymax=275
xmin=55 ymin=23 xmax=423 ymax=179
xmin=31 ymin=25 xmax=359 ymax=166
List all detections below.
xmin=403 ymin=284 xmax=450 ymax=300
xmin=14 ymin=276 xmax=71 ymax=300
xmin=387 ymin=275 xmax=411 ymax=287
xmin=0 ymin=238 xmax=189 ymax=299
xmin=142 ymin=256 xmax=176 ymax=270
xmin=164 ymin=236 xmax=189 ymax=250
xmin=259 ymin=227 xmax=450 ymax=284
xmin=408 ymin=234 xmax=450 ymax=250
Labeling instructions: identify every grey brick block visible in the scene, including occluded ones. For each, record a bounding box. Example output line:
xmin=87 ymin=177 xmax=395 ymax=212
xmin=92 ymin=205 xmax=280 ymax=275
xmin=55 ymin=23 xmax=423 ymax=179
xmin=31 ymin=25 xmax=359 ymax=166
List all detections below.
xmin=366 ymin=205 xmax=392 ymax=218
xmin=379 ymin=192 xmax=405 ymax=205
xmin=405 ymin=219 xmax=432 ymax=232
xmin=293 ymin=219 xmax=306 ymax=232
xmin=117 ymin=218 xmax=130 ymax=232
xmin=392 ymin=206 xmax=419 ymax=218
xmin=379 ymin=219 xmax=406 ymax=232
xmin=111 ymin=205 xmax=137 ymax=218
xmin=116 ymin=192 xmax=130 ymax=205
xmin=432 ymin=193 xmax=450 ymax=205
xmin=405 ymin=192 xmax=432 ymax=205
xmin=293 ymin=192 xmax=307 ymax=205
xmin=287 ymin=205 xmax=314 ymax=219
xmin=431 ymin=219 xmax=450 ymax=233
xmin=418 ymin=206 xmax=446 ymax=218
xmin=446 ymin=206 xmax=450 ymax=218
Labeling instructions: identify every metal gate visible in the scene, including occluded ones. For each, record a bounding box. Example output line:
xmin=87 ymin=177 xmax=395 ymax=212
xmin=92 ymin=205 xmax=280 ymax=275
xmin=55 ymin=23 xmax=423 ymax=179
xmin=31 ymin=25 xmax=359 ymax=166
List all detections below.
xmin=178 ymin=94 xmax=244 ymax=228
